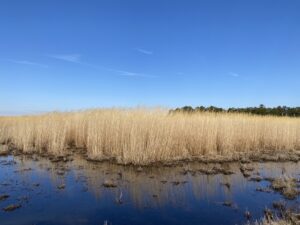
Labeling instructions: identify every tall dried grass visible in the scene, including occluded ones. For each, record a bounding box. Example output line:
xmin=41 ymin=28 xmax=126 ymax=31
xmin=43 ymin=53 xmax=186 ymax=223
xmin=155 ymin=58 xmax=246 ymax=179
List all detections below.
xmin=0 ymin=108 xmax=299 ymax=165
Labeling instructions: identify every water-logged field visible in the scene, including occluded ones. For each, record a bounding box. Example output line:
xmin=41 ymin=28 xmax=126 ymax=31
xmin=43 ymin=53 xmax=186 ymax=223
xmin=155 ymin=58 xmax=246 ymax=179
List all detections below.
xmin=0 ymin=153 xmax=299 ymax=225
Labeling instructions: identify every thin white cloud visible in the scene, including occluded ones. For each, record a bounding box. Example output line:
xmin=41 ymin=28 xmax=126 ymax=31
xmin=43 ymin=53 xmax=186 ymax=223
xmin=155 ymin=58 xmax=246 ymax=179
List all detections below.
xmin=47 ymin=53 xmax=157 ymax=78
xmin=135 ymin=48 xmax=153 ymax=55
xmin=229 ymin=72 xmax=240 ymax=77
xmin=10 ymin=60 xmax=48 ymax=68
xmin=48 ymin=54 xmax=81 ymax=63
xmin=109 ymin=69 xmax=157 ymax=78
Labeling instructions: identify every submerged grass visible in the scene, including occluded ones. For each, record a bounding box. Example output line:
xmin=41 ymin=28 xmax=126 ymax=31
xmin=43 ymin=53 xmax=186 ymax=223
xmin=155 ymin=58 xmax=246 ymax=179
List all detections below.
xmin=0 ymin=108 xmax=300 ymax=165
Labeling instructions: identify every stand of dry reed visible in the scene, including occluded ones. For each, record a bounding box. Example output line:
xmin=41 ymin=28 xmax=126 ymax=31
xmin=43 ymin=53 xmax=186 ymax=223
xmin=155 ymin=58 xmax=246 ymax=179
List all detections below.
xmin=0 ymin=109 xmax=299 ymax=165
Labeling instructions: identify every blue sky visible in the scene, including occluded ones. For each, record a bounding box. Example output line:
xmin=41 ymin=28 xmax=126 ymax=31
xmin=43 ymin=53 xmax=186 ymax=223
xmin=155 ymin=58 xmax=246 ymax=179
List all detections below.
xmin=0 ymin=0 xmax=299 ymax=114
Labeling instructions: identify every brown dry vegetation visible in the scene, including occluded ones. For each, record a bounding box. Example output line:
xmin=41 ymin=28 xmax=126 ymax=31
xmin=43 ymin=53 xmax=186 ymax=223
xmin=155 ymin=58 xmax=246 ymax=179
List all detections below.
xmin=250 ymin=219 xmax=293 ymax=225
xmin=0 ymin=109 xmax=300 ymax=165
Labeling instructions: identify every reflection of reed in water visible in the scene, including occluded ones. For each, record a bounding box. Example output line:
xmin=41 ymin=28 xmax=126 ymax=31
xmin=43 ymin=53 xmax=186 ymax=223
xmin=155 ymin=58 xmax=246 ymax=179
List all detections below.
xmin=70 ymin=159 xmax=300 ymax=208
xmin=13 ymin=155 xmax=300 ymax=209
xmin=67 ymin=157 xmax=254 ymax=208
xmin=257 ymin=162 xmax=300 ymax=178
xmin=14 ymin=155 xmax=68 ymax=190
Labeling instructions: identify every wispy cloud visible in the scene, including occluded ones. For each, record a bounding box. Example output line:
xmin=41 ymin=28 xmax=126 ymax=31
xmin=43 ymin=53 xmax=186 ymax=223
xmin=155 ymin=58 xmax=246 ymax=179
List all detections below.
xmin=10 ymin=60 xmax=48 ymax=68
xmin=47 ymin=53 xmax=157 ymax=78
xmin=48 ymin=54 xmax=81 ymax=63
xmin=109 ymin=69 xmax=157 ymax=78
xmin=135 ymin=48 xmax=153 ymax=55
xmin=229 ymin=72 xmax=240 ymax=77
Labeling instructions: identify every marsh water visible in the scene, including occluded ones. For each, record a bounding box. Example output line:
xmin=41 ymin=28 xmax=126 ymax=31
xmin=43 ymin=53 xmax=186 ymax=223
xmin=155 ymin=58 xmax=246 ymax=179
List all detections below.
xmin=0 ymin=154 xmax=299 ymax=225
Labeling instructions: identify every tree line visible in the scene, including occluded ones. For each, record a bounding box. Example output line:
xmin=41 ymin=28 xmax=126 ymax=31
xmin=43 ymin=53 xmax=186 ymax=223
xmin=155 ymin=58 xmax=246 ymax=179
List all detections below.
xmin=170 ymin=105 xmax=300 ymax=117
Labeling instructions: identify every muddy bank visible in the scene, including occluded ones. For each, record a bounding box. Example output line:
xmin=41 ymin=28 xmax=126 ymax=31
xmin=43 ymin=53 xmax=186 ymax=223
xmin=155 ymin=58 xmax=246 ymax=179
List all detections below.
xmin=2 ymin=144 xmax=300 ymax=166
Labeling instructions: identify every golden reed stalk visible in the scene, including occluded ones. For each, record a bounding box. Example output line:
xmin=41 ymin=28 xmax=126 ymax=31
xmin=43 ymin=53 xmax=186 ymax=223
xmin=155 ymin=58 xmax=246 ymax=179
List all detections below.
xmin=0 ymin=108 xmax=299 ymax=165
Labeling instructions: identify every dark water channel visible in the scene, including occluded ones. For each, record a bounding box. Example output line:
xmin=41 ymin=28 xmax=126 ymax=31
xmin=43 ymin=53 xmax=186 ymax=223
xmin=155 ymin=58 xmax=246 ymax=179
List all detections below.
xmin=0 ymin=154 xmax=299 ymax=225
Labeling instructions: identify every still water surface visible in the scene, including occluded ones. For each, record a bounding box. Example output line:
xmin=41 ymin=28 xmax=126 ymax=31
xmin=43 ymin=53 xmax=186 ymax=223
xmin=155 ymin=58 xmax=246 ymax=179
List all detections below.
xmin=0 ymin=154 xmax=299 ymax=225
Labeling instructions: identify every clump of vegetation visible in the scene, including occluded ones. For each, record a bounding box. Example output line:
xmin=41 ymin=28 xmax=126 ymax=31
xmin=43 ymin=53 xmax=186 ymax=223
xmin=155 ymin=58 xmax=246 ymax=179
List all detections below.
xmin=170 ymin=105 xmax=300 ymax=117
xmin=246 ymin=203 xmax=300 ymax=225
xmin=247 ymin=208 xmax=300 ymax=225
xmin=250 ymin=218 xmax=293 ymax=225
xmin=0 ymin=108 xmax=299 ymax=165
xmin=2 ymin=204 xmax=21 ymax=212
xmin=103 ymin=179 xmax=117 ymax=188
xmin=271 ymin=176 xmax=299 ymax=200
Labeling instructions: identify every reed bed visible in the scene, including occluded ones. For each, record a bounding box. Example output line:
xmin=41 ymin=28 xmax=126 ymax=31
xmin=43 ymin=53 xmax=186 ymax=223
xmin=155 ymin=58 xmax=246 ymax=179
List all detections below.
xmin=0 ymin=108 xmax=299 ymax=165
